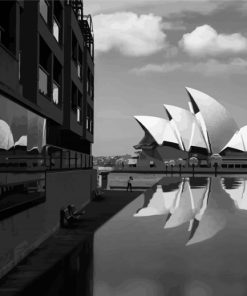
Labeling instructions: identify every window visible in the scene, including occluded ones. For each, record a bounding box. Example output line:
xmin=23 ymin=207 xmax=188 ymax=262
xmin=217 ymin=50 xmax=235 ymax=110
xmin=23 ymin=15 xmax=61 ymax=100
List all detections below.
xmin=53 ymin=18 xmax=60 ymax=42
xmin=39 ymin=67 xmax=48 ymax=96
xmin=52 ymin=82 xmax=59 ymax=105
xmin=86 ymin=105 xmax=94 ymax=133
xmin=77 ymin=47 xmax=82 ymax=79
xmin=77 ymin=91 xmax=82 ymax=123
xmin=0 ymin=94 xmax=47 ymax=220
xmin=53 ymin=0 xmax=63 ymax=44
xmin=235 ymin=164 xmax=241 ymax=168
xmin=40 ymin=0 xmax=48 ymax=23
xmin=221 ymin=164 xmax=227 ymax=168
xmin=72 ymin=32 xmax=77 ymax=62
xmin=0 ymin=1 xmax=16 ymax=53
xmin=228 ymin=164 xmax=234 ymax=168
xmin=53 ymin=57 xmax=62 ymax=105
xmin=39 ymin=37 xmax=51 ymax=97
xmin=241 ymin=164 xmax=247 ymax=168
xmin=77 ymin=107 xmax=81 ymax=123
xmin=71 ymin=82 xmax=77 ymax=111
xmin=0 ymin=26 xmax=4 ymax=44
xmin=87 ymin=69 xmax=90 ymax=94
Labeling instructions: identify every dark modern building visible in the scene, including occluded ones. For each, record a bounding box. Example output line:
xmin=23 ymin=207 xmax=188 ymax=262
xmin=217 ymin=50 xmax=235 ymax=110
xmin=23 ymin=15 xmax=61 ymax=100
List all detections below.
xmin=0 ymin=0 xmax=96 ymax=280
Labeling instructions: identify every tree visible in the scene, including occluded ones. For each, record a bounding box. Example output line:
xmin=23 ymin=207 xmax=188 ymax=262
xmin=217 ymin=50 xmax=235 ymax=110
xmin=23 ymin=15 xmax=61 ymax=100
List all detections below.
xmin=177 ymin=158 xmax=185 ymax=175
xmin=189 ymin=156 xmax=199 ymax=176
xmin=169 ymin=160 xmax=175 ymax=174
xmin=210 ymin=154 xmax=222 ymax=176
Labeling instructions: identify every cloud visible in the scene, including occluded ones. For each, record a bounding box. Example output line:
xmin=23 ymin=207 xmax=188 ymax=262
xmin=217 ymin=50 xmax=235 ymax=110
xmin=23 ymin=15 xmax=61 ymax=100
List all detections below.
xmin=85 ymin=0 xmax=228 ymax=16
xmin=179 ymin=25 xmax=247 ymax=57
xmin=131 ymin=58 xmax=247 ymax=76
xmin=93 ymin=12 xmax=168 ymax=56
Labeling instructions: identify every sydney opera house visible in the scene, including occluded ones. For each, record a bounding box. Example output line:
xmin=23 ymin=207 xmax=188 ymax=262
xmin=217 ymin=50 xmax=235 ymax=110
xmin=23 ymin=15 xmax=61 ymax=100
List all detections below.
xmin=133 ymin=87 xmax=247 ymax=170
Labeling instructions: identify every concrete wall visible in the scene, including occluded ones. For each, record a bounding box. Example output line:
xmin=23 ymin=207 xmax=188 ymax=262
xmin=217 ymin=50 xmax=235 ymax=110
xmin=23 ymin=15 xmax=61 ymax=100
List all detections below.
xmin=0 ymin=169 xmax=97 ymax=279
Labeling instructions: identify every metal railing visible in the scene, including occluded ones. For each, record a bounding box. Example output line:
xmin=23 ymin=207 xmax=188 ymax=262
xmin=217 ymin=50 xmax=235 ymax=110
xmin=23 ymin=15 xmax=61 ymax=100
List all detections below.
xmin=0 ymin=145 xmax=93 ymax=172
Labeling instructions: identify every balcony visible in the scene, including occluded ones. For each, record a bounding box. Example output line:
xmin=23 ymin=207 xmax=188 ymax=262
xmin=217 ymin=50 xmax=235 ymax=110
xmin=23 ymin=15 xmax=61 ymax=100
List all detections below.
xmin=39 ymin=66 xmax=49 ymax=96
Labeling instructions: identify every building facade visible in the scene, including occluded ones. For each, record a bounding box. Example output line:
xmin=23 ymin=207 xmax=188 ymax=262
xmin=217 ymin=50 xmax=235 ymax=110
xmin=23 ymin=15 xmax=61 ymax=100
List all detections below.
xmin=0 ymin=0 xmax=96 ymax=279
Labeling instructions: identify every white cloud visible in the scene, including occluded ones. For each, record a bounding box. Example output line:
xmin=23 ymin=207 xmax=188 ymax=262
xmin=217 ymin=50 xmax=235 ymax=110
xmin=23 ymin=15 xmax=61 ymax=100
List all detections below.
xmin=93 ymin=12 xmax=168 ymax=56
xmin=179 ymin=25 xmax=247 ymax=57
xmin=131 ymin=58 xmax=247 ymax=76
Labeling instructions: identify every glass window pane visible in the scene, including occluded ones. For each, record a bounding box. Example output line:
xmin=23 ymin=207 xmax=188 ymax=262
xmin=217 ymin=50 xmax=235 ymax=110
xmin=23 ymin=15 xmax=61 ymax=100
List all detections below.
xmin=39 ymin=68 xmax=48 ymax=96
xmin=77 ymin=107 xmax=81 ymax=123
xmin=77 ymin=64 xmax=81 ymax=79
xmin=53 ymin=83 xmax=59 ymax=105
xmin=53 ymin=19 xmax=59 ymax=42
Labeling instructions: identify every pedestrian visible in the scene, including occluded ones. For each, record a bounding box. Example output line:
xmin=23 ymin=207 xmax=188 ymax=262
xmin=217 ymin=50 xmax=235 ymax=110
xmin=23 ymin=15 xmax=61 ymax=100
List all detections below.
xmin=127 ymin=176 xmax=133 ymax=192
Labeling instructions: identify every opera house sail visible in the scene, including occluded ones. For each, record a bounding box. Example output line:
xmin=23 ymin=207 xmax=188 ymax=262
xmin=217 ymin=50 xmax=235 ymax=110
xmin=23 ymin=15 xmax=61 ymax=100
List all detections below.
xmin=133 ymin=87 xmax=247 ymax=169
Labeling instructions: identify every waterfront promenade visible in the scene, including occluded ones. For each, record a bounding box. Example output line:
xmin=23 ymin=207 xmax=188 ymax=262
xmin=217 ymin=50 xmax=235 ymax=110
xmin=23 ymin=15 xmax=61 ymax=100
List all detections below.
xmin=0 ymin=190 xmax=143 ymax=296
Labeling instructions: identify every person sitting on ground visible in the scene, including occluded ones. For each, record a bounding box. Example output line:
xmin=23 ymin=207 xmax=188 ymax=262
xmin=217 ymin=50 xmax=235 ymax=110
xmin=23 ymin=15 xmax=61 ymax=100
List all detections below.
xmin=127 ymin=176 xmax=133 ymax=192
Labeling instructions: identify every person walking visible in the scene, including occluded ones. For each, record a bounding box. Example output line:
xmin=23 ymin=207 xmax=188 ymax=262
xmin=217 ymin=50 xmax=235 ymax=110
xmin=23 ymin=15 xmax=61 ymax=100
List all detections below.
xmin=127 ymin=176 xmax=133 ymax=192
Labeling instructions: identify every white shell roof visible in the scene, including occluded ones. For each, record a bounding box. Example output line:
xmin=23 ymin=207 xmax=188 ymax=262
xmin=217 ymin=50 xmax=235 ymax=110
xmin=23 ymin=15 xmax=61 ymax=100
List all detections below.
xmin=221 ymin=125 xmax=247 ymax=152
xmin=186 ymin=87 xmax=239 ymax=154
xmin=134 ymin=116 xmax=178 ymax=146
xmin=0 ymin=120 xmax=14 ymax=150
xmin=164 ymin=104 xmax=208 ymax=151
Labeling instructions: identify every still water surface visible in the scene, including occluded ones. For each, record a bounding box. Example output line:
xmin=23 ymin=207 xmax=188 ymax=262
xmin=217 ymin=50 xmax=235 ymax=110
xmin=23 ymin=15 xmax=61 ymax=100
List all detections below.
xmin=94 ymin=176 xmax=247 ymax=296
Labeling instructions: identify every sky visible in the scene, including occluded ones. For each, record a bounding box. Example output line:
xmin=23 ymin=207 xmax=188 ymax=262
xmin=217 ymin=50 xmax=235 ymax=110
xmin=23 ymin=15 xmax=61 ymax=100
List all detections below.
xmin=84 ymin=0 xmax=247 ymax=157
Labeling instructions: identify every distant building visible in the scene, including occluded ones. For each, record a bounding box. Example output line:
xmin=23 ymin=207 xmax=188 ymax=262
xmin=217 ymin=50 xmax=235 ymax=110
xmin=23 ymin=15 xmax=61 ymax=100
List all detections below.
xmin=0 ymin=0 xmax=96 ymax=279
xmin=134 ymin=87 xmax=247 ymax=169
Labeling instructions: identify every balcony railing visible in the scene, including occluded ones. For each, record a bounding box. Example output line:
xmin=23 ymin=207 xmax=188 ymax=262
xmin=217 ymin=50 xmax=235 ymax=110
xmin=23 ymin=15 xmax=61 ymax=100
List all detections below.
xmin=39 ymin=66 xmax=49 ymax=96
xmin=0 ymin=146 xmax=93 ymax=172
xmin=68 ymin=0 xmax=94 ymax=59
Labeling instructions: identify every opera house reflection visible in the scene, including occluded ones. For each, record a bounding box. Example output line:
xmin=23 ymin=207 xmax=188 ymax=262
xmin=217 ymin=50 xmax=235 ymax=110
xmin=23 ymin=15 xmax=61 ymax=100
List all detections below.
xmin=221 ymin=177 xmax=247 ymax=210
xmin=94 ymin=176 xmax=247 ymax=296
xmin=133 ymin=176 xmax=241 ymax=246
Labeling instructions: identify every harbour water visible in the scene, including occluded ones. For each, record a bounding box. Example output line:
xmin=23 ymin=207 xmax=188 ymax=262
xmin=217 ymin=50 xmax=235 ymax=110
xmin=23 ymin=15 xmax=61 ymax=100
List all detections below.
xmin=94 ymin=176 xmax=247 ymax=296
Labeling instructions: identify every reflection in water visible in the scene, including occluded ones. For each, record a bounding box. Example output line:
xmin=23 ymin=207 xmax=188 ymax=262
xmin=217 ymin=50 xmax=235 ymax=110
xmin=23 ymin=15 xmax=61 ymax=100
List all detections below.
xmin=134 ymin=177 xmax=230 ymax=246
xmin=134 ymin=180 xmax=182 ymax=217
xmin=165 ymin=178 xmax=195 ymax=229
xmin=221 ymin=177 xmax=247 ymax=210
xmin=95 ymin=176 xmax=247 ymax=296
